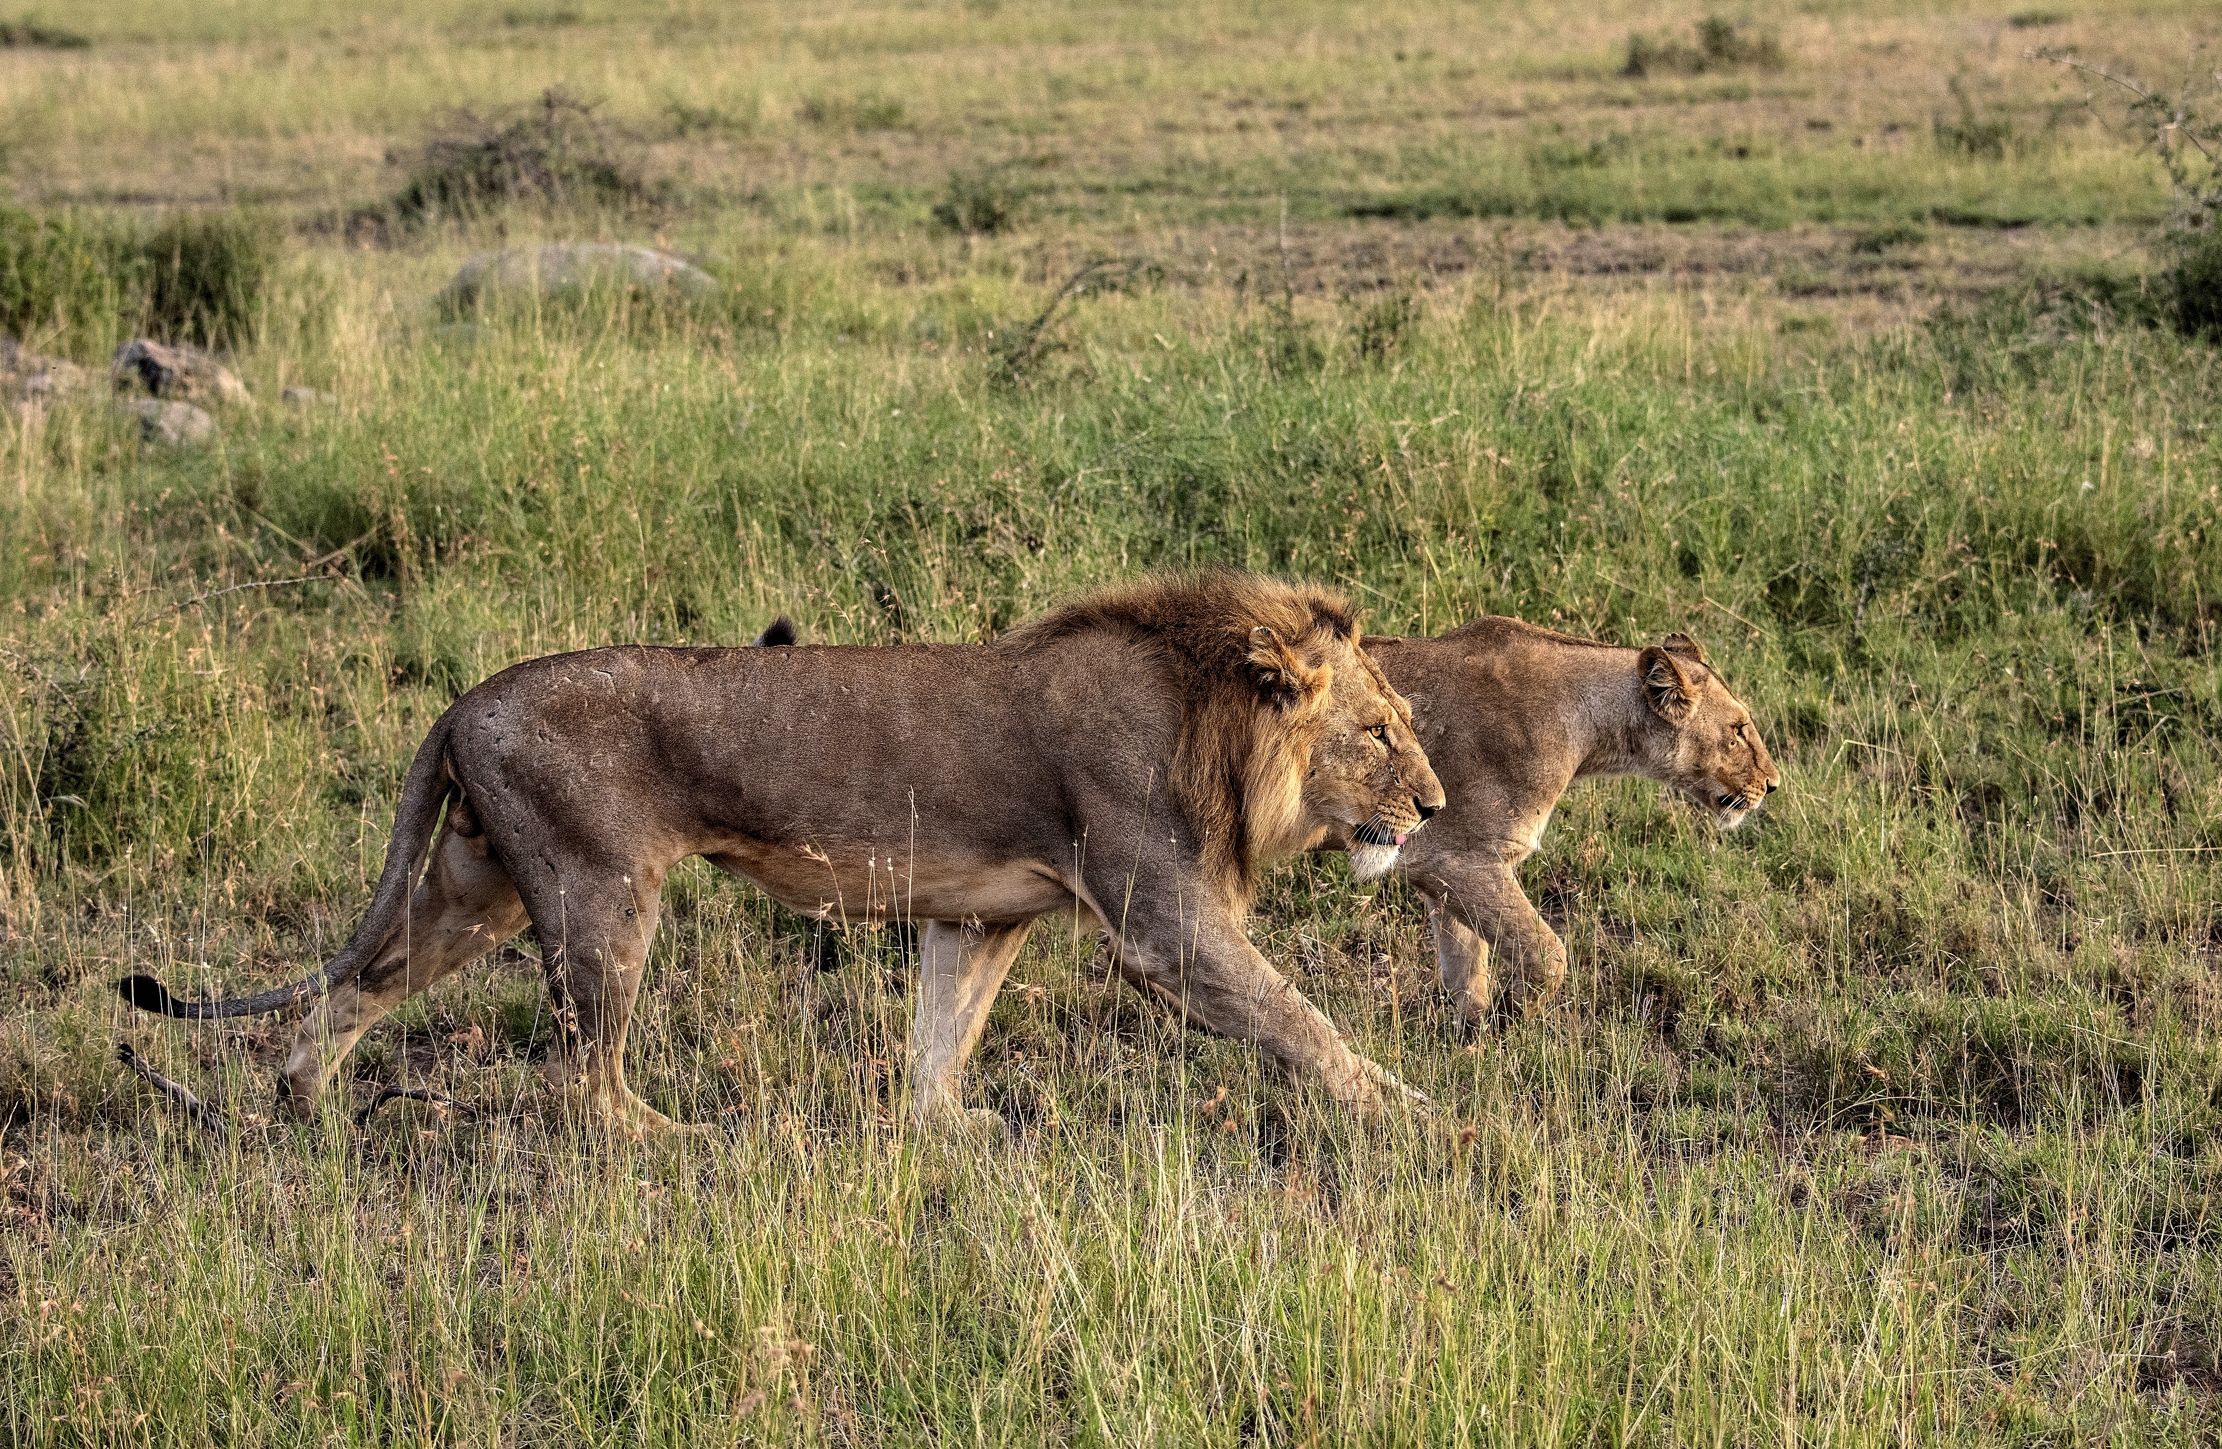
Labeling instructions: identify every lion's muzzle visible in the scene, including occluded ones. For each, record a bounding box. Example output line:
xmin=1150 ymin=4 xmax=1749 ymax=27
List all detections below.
xmin=1353 ymin=819 xmax=1404 ymax=848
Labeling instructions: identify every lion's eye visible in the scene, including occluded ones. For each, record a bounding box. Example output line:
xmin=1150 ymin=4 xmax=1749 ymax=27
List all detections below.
xmin=1367 ymin=723 xmax=1390 ymax=745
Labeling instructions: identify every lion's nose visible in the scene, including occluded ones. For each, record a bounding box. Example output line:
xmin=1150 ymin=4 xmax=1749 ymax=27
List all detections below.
xmin=1416 ymin=800 xmax=1441 ymax=823
xmin=1765 ymin=779 xmax=1780 ymax=794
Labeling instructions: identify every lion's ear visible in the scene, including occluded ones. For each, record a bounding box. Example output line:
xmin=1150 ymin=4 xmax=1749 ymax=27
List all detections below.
xmin=1660 ymin=631 xmax=1708 ymax=667
xmin=1639 ymin=645 xmax=1698 ymax=724
xmin=1248 ymin=625 xmax=1328 ymax=710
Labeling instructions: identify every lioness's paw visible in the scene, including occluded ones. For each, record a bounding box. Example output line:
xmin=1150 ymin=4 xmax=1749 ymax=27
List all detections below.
xmin=915 ymin=1101 xmax=1011 ymax=1142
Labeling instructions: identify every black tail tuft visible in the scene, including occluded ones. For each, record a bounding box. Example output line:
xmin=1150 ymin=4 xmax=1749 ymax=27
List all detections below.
xmin=754 ymin=616 xmax=798 ymax=647
xmin=117 ymin=974 xmax=181 ymax=1016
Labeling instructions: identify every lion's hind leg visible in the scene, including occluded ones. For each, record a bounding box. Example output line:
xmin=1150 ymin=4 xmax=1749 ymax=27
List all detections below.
xmin=908 ymin=919 xmax=1032 ymax=1135
xmin=280 ymin=811 xmax=529 ymax=1115
xmin=512 ymin=862 xmax=680 ymax=1135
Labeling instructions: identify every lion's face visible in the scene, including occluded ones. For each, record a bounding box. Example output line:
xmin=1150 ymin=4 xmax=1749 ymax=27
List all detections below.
xmin=1259 ymin=628 xmax=1444 ymax=882
xmin=1637 ymin=634 xmax=1781 ymax=831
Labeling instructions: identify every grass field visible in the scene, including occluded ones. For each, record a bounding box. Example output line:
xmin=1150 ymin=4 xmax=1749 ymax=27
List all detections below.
xmin=4 ymin=1 xmax=2222 ymax=1443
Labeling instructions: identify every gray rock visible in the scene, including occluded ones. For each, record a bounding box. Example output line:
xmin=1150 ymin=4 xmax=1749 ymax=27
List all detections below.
xmin=439 ymin=243 xmax=720 ymax=310
xmin=1 ymin=338 xmax=89 ymax=402
xmin=111 ymin=339 xmax=253 ymax=407
xmin=120 ymin=398 xmax=216 ymax=446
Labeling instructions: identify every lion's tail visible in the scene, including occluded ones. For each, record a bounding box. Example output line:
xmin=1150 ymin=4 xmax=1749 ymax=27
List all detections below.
xmin=117 ymin=712 xmax=460 ymax=1021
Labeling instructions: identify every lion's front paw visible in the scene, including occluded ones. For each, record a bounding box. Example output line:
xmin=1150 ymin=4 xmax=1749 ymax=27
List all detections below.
xmin=1325 ymin=1054 xmax=1429 ymax=1116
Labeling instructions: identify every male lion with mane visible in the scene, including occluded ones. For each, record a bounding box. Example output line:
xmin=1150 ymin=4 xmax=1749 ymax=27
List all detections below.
xmin=120 ymin=571 xmax=1444 ymax=1134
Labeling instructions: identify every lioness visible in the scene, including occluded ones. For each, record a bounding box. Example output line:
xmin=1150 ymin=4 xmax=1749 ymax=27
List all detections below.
xmin=119 ymin=571 xmax=1445 ymax=1132
xmin=1364 ymin=619 xmax=1779 ymax=1022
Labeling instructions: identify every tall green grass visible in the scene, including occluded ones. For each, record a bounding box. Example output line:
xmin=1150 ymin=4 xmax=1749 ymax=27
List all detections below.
xmin=0 ymin=206 xmax=279 ymax=355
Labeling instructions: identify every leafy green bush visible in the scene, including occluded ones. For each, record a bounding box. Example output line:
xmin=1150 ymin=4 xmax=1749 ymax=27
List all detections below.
xmin=2171 ymin=220 xmax=2222 ymax=341
xmin=2035 ymin=50 xmax=2221 ymax=342
xmin=1933 ymin=75 xmax=2019 ymax=159
xmin=0 ymin=206 xmax=276 ymax=354
xmin=134 ymin=211 xmax=279 ymax=350
xmin=1349 ymin=288 xmax=1419 ymax=363
xmin=932 ymin=167 xmax=1022 ymax=235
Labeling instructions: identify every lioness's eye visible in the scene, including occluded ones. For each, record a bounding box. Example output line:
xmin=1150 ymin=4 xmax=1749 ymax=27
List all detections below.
xmin=1367 ymin=723 xmax=1390 ymax=745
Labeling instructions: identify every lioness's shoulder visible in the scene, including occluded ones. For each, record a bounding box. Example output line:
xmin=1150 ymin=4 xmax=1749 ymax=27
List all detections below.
xmin=1436 ymin=615 xmax=1617 ymax=652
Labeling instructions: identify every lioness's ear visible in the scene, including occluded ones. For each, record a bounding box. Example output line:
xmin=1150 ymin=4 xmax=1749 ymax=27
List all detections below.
xmin=1660 ymin=631 xmax=1707 ymax=667
xmin=1248 ymin=625 xmax=1327 ymax=710
xmin=1639 ymin=645 xmax=1698 ymax=723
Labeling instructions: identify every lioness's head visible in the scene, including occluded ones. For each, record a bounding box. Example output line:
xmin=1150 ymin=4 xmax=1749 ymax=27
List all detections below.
xmin=1636 ymin=633 xmax=1780 ymax=831
xmin=1246 ymin=621 xmax=1445 ymax=882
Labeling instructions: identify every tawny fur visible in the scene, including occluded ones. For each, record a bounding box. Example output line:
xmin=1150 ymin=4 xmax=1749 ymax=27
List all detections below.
xmin=1363 ymin=617 xmax=1781 ymax=1022
xmin=120 ymin=570 xmax=1445 ymax=1135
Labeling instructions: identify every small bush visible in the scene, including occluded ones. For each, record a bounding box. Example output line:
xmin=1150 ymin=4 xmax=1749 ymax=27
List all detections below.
xmin=0 ymin=16 xmax=88 ymax=48
xmin=1851 ymin=222 xmax=1927 ymax=254
xmin=1934 ymin=76 xmax=2016 ymax=159
xmin=0 ymin=206 xmax=275 ymax=353
xmin=1243 ymin=307 xmax=1327 ymax=379
xmin=385 ymin=89 xmax=659 ymax=229
xmin=2035 ymin=50 xmax=2222 ymax=343
xmin=0 ymin=207 xmax=122 ymax=351
xmin=2170 ymin=222 xmax=2222 ymax=341
xmin=796 ymin=93 xmax=907 ymax=130
xmin=1349 ymin=289 xmax=1419 ymax=363
xmin=2005 ymin=9 xmax=2068 ymax=27
xmin=133 ymin=211 xmax=279 ymax=350
xmin=932 ymin=167 xmax=1022 ymax=236
xmin=988 ymin=257 xmax=1152 ymax=386
xmin=1622 ymin=16 xmax=1783 ymax=78
xmin=665 ymin=98 xmax=750 ymax=138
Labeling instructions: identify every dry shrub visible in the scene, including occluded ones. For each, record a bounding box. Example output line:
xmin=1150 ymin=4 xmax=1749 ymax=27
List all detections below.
xmin=384 ymin=89 xmax=663 ymax=229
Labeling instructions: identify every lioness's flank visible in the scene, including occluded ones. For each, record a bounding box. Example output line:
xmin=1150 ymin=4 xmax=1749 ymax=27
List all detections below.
xmin=120 ymin=571 xmax=1444 ymax=1134
xmin=1364 ymin=618 xmax=1779 ymax=1022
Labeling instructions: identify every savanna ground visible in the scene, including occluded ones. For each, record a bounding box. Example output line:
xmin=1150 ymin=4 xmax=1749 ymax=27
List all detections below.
xmin=3 ymin=1 xmax=2221 ymax=1443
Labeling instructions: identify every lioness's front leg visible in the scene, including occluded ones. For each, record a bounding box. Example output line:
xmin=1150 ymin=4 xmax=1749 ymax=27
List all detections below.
xmin=1414 ymin=855 xmax=1567 ymax=1024
xmin=908 ymin=919 xmax=1034 ymax=1133
xmin=1096 ymin=879 xmax=1417 ymax=1114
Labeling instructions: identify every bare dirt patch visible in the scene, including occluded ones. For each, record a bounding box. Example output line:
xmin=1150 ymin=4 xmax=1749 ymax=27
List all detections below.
xmin=1003 ymin=217 xmax=2150 ymax=322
